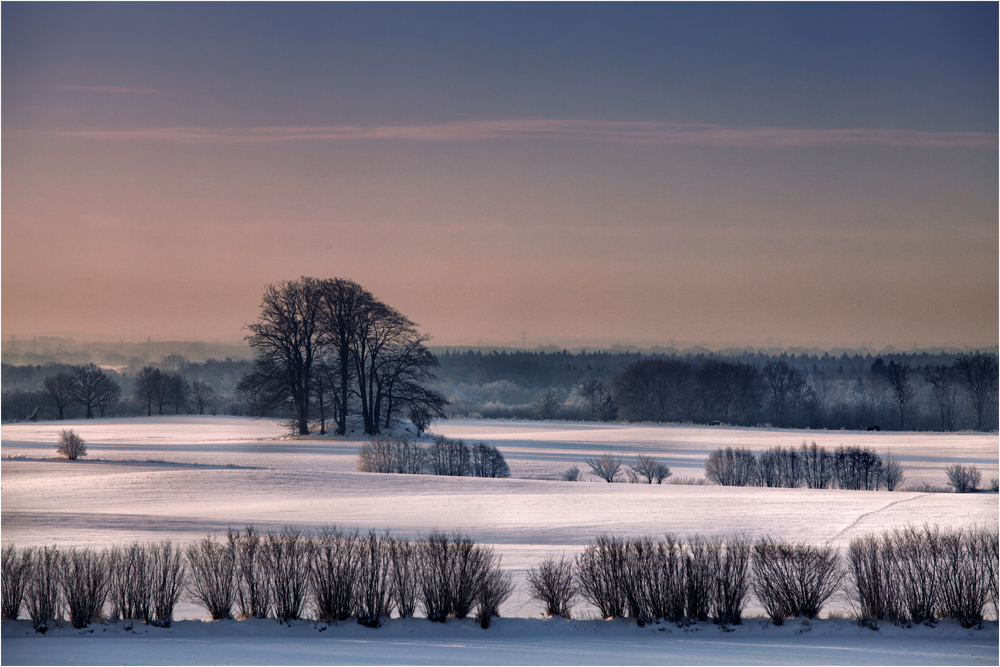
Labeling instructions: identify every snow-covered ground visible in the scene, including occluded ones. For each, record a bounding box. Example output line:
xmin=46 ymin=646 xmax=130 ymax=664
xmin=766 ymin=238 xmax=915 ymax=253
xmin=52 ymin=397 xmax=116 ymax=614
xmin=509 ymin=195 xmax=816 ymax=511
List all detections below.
xmin=2 ymin=416 xmax=997 ymax=664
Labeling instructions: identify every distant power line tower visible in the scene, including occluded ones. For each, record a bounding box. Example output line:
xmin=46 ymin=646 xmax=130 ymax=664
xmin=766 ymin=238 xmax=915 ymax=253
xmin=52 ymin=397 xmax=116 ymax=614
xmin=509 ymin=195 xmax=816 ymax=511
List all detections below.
xmin=521 ymin=331 xmax=527 ymax=349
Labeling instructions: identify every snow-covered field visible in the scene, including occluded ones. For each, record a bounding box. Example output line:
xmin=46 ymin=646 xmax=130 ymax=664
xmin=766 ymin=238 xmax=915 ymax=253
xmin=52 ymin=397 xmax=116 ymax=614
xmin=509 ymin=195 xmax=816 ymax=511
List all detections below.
xmin=2 ymin=416 xmax=997 ymax=664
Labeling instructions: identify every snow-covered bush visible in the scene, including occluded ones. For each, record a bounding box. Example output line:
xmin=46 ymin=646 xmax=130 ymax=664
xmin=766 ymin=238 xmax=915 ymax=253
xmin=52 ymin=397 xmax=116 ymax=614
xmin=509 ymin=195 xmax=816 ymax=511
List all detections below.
xmin=25 ymin=546 xmax=61 ymax=632
xmin=60 ymin=548 xmax=110 ymax=628
xmin=186 ymin=535 xmax=236 ymax=620
xmin=2 ymin=545 xmax=33 ymax=620
xmin=945 ymin=464 xmax=981 ymax=493
xmin=526 ymin=555 xmax=577 ymax=619
xmin=56 ymin=429 xmax=86 ymax=460
xmin=560 ymin=465 xmax=581 ymax=482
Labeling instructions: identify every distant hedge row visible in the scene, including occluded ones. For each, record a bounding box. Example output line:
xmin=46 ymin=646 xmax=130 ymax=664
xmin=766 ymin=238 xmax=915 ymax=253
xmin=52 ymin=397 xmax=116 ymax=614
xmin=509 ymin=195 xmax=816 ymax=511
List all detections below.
xmin=357 ymin=435 xmax=510 ymax=478
xmin=3 ymin=526 xmax=996 ymax=633
xmin=705 ymin=444 xmax=904 ymax=490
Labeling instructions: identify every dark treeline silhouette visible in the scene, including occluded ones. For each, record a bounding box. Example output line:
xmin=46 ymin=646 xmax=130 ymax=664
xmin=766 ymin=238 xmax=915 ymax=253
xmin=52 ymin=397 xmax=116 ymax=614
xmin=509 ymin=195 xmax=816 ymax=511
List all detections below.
xmin=433 ymin=349 xmax=998 ymax=431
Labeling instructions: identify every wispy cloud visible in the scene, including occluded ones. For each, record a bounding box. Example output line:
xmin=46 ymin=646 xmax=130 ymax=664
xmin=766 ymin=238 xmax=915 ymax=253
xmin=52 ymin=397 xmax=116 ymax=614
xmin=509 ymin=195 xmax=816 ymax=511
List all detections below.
xmin=12 ymin=119 xmax=995 ymax=149
xmin=56 ymin=85 xmax=164 ymax=96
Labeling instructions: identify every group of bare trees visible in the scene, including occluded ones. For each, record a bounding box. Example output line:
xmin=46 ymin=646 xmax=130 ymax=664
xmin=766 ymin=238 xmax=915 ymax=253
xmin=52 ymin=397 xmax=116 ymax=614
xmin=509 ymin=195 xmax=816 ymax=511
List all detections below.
xmin=357 ymin=435 xmax=510 ymax=479
xmin=583 ymin=453 xmax=672 ymax=484
xmin=704 ymin=444 xmax=904 ymax=491
xmin=241 ymin=278 xmax=447 ymax=436
xmin=41 ymin=364 xmax=120 ymax=420
xmin=132 ymin=367 xmax=210 ymax=416
xmin=2 ymin=528 xmax=513 ymax=631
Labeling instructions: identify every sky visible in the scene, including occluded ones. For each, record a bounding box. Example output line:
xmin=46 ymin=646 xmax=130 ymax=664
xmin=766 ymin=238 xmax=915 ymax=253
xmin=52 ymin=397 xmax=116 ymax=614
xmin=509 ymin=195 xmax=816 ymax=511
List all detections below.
xmin=2 ymin=3 xmax=997 ymax=350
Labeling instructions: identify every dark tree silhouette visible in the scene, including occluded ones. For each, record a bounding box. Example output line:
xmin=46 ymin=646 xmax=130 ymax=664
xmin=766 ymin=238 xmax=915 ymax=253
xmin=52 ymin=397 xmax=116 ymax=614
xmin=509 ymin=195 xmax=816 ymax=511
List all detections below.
xmin=925 ymin=364 xmax=961 ymax=431
xmin=885 ymin=361 xmax=913 ymax=430
xmin=134 ymin=366 xmax=167 ymax=417
xmin=245 ymin=277 xmax=326 ymax=435
xmin=71 ymin=364 xmax=119 ymax=419
xmin=42 ymin=373 xmax=75 ymax=419
xmin=763 ymin=360 xmax=804 ymax=428
xmin=953 ymin=352 xmax=998 ymax=432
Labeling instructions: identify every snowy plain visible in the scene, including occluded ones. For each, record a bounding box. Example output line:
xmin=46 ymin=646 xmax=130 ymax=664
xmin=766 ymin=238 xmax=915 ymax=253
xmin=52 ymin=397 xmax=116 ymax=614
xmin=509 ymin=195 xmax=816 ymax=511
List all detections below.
xmin=1 ymin=416 xmax=998 ymax=665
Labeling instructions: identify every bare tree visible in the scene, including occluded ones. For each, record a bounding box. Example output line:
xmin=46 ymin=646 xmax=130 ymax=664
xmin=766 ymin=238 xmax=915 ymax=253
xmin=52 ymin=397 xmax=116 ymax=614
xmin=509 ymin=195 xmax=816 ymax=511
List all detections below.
xmin=191 ymin=380 xmax=215 ymax=415
xmin=71 ymin=364 xmax=119 ymax=419
xmin=945 ymin=464 xmax=981 ymax=493
xmin=884 ymin=361 xmax=913 ymax=430
xmin=924 ymin=365 xmax=961 ymax=431
xmin=377 ymin=334 xmax=447 ymax=430
xmin=56 ymin=429 xmax=87 ymax=460
xmin=246 ymin=277 xmax=326 ymax=435
xmin=629 ymin=454 xmax=671 ymax=484
xmin=42 ymin=373 xmax=75 ymax=420
xmin=882 ymin=452 xmax=904 ymax=491
xmin=535 ymin=392 xmax=560 ymax=420
xmin=586 ymin=452 xmax=623 ymax=483
xmin=763 ymin=360 xmax=805 ymax=428
xmin=134 ymin=366 xmax=167 ymax=417
xmin=2 ymin=545 xmax=33 ymax=620
xmin=166 ymin=373 xmax=190 ymax=415
xmin=317 ymin=278 xmax=369 ymax=436
xmin=954 ymin=352 xmax=999 ymax=432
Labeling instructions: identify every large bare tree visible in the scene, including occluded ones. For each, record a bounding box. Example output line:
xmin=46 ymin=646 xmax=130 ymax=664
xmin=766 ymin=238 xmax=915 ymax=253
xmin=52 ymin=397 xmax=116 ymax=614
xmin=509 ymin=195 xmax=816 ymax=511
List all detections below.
xmin=42 ymin=373 xmax=75 ymax=420
xmin=954 ymin=352 xmax=998 ymax=431
xmin=245 ymin=277 xmax=326 ymax=435
xmin=884 ymin=361 xmax=913 ymax=430
xmin=317 ymin=278 xmax=370 ymax=435
xmin=70 ymin=364 xmax=119 ymax=419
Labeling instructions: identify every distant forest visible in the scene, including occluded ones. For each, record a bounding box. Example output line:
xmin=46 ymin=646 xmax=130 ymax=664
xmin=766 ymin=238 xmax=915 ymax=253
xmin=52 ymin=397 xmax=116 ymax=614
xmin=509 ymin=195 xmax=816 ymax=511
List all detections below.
xmin=2 ymin=345 xmax=997 ymax=432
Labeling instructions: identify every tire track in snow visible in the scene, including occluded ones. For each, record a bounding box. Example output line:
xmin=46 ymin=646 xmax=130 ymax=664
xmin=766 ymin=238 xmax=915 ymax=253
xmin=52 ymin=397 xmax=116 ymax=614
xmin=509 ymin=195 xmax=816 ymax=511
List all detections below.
xmin=826 ymin=493 xmax=930 ymax=545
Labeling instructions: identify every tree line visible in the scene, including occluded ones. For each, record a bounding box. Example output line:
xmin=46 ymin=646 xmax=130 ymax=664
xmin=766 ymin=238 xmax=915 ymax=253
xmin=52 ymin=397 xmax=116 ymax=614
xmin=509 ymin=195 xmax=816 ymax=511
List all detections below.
xmin=239 ymin=277 xmax=446 ymax=436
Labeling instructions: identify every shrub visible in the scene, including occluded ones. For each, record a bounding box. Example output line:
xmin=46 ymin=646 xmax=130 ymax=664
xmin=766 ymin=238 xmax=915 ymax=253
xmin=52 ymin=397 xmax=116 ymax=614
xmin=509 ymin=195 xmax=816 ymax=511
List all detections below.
xmin=387 ymin=536 xmax=420 ymax=619
xmin=684 ymin=537 xmax=714 ymax=622
xmin=704 ymin=447 xmax=757 ymax=486
xmin=2 ymin=545 xmax=33 ymax=620
xmin=186 ymin=535 xmax=236 ymax=620
xmin=230 ymin=527 xmax=270 ymax=619
xmin=575 ymin=535 xmax=628 ymax=619
xmin=938 ymin=529 xmax=989 ymax=627
xmin=890 ymin=526 xmax=942 ymax=625
xmin=560 ymin=466 xmax=581 ymax=482
xmin=476 ymin=558 xmax=513 ymax=629
xmin=448 ymin=536 xmax=488 ymax=620
xmin=418 ymin=531 xmax=454 ymax=622
xmin=417 ymin=531 xmax=493 ymax=622
xmin=629 ymin=454 xmax=671 ymax=484
xmin=148 ymin=541 xmax=185 ymax=627
xmin=60 ymin=548 xmax=110 ymax=628
xmin=264 ymin=529 xmax=310 ymax=622
xmin=526 ymin=555 xmax=577 ymax=619
xmin=25 ymin=546 xmax=61 ymax=632
xmin=847 ymin=533 xmax=899 ymax=626
xmin=56 ymin=429 xmax=87 ymax=460
xmin=882 ymin=453 xmax=905 ymax=492
xmin=800 ymin=442 xmax=833 ymax=489
xmin=711 ymin=535 xmax=752 ymax=626
xmin=428 ymin=437 xmax=470 ymax=476
xmin=470 ymin=442 xmax=510 ymax=478
xmin=354 ymin=531 xmax=393 ymax=627
xmin=585 ymin=453 xmax=623 ymax=483
xmin=945 ymin=464 xmax=981 ymax=493
xmin=834 ymin=446 xmax=883 ymax=490
xmin=310 ymin=527 xmax=358 ymax=622
xmin=751 ymin=538 xmax=841 ymax=624
xmin=108 ymin=543 xmax=152 ymax=621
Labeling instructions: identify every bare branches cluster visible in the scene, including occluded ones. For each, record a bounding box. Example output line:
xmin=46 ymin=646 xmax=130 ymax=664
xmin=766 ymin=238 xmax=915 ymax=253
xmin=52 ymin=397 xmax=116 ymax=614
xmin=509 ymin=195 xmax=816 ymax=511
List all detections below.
xmin=357 ymin=435 xmax=509 ymax=479
xmin=242 ymin=277 xmax=447 ymax=436
xmin=705 ymin=444 xmax=903 ymax=491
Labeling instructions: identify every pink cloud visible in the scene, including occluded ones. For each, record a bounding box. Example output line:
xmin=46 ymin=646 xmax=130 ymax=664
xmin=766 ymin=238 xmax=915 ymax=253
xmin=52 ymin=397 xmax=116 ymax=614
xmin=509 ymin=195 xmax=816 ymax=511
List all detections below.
xmin=11 ymin=119 xmax=995 ymax=149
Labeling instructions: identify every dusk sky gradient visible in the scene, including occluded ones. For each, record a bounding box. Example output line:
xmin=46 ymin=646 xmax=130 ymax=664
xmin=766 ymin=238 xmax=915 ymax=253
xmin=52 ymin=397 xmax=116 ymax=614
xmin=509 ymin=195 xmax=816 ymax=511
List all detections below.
xmin=3 ymin=3 xmax=997 ymax=349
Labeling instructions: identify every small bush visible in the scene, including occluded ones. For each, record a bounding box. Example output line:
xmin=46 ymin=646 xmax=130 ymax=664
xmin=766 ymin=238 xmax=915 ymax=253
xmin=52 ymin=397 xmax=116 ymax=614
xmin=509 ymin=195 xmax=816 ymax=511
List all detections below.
xmin=938 ymin=529 xmax=989 ymax=627
xmin=26 ymin=546 xmax=61 ymax=632
xmin=148 ymin=541 xmax=185 ymax=627
xmin=310 ymin=527 xmax=358 ymax=622
xmin=684 ymin=537 xmax=714 ymax=622
xmin=751 ymin=538 xmax=841 ymax=625
xmin=945 ymin=464 xmax=982 ymax=493
xmin=354 ymin=531 xmax=392 ymax=627
xmin=264 ymin=529 xmax=310 ymax=622
xmin=56 ymin=429 xmax=87 ymax=460
xmin=60 ymin=548 xmax=110 ymax=628
xmin=704 ymin=447 xmax=757 ymax=486
xmin=429 ymin=437 xmax=470 ymax=476
xmin=560 ymin=466 xmax=581 ymax=482
xmin=629 ymin=454 xmax=671 ymax=484
xmin=526 ymin=555 xmax=577 ymax=618
xmin=387 ymin=536 xmax=420 ymax=618
xmin=711 ymin=535 xmax=751 ymax=626
xmin=585 ymin=453 xmax=622 ymax=483
xmin=108 ymin=543 xmax=152 ymax=621
xmin=2 ymin=545 xmax=33 ymax=620
xmin=576 ymin=535 xmax=628 ymax=619
xmin=476 ymin=558 xmax=513 ymax=629
xmin=800 ymin=442 xmax=833 ymax=489
xmin=882 ymin=453 xmax=905 ymax=492
xmin=470 ymin=442 xmax=510 ymax=478
xmin=230 ymin=527 xmax=270 ymax=619
xmin=833 ymin=446 xmax=883 ymax=490
xmin=186 ymin=536 xmax=236 ymax=620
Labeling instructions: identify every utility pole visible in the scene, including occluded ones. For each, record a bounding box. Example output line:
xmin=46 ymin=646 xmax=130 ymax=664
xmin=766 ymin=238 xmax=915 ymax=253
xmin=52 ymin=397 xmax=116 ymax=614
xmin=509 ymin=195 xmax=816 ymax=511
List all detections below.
xmin=521 ymin=331 xmax=527 ymax=349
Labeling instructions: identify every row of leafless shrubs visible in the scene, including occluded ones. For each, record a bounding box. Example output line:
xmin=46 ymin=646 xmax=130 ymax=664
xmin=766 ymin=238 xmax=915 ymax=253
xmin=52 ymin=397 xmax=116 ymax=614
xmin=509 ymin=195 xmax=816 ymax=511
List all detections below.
xmin=705 ymin=444 xmax=904 ymax=491
xmin=2 ymin=528 xmax=513 ymax=631
xmin=583 ymin=453 xmax=672 ymax=484
xmin=1 ymin=542 xmax=185 ymax=632
xmin=554 ymin=534 xmax=836 ymax=626
xmin=848 ymin=526 xmax=998 ymax=628
xmin=357 ymin=435 xmax=510 ymax=478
